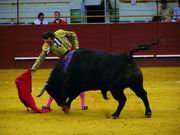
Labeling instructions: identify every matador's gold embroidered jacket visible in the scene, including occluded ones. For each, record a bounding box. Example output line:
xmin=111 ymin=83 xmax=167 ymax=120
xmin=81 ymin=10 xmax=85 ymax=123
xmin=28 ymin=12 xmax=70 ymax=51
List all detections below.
xmin=32 ymin=29 xmax=79 ymax=72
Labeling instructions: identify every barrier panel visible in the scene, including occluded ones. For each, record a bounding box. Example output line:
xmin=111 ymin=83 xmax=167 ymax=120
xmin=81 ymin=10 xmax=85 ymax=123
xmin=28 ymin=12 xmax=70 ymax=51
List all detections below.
xmin=0 ymin=23 xmax=180 ymax=68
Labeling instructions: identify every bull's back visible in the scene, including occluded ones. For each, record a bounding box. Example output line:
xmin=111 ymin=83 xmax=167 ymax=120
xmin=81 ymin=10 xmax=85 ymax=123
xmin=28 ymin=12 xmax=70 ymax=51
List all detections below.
xmin=66 ymin=49 xmax=140 ymax=90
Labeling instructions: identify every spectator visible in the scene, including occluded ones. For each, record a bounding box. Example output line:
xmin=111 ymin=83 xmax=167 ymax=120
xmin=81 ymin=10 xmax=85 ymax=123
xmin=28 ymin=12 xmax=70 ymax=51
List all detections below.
xmin=51 ymin=11 xmax=67 ymax=25
xmin=173 ymin=0 xmax=180 ymax=22
xmin=34 ymin=12 xmax=48 ymax=25
xmin=160 ymin=1 xmax=173 ymax=22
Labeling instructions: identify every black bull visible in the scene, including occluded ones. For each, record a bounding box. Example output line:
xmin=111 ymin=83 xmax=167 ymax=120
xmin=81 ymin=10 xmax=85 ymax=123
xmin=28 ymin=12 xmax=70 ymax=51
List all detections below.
xmin=43 ymin=41 xmax=158 ymax=118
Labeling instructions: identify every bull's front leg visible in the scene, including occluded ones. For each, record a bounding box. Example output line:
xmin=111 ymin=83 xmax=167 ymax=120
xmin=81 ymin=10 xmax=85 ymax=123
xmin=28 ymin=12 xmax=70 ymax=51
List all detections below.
xmin=110 ymin=90 xmax=127 ymax=119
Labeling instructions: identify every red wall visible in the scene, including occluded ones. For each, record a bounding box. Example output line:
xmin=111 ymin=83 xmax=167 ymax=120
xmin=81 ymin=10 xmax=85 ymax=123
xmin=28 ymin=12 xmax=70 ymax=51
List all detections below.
xmin=0 ymin=23 xmax=180 ymax=69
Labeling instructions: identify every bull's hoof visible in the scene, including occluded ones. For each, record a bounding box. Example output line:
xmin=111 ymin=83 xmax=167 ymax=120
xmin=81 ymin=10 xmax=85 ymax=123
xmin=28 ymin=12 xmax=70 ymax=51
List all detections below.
xmin=111 ymin=113 xmax=119 ymax=119
xmin=62 ymin=106 xmax=69 ymax=114
xmin=112 ymin=116 xmax=119 ymax=119
xmin=145 ymin=111 xmax=152 ymax=118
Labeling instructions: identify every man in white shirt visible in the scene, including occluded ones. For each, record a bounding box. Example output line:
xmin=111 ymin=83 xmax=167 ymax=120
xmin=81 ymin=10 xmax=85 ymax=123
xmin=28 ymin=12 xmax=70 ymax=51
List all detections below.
xmin=34 ymin=12 xmax=48 ymax=25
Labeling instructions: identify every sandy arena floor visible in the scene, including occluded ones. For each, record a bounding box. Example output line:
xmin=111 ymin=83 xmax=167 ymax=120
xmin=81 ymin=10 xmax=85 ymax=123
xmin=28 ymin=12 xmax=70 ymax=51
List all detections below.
xmin=0 ymin=67 xmax=180 ymax=135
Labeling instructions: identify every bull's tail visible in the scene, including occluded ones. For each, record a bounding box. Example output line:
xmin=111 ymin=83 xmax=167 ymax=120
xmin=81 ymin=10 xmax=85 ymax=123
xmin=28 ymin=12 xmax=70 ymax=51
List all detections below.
xmin=129 ymin=39 xmax=159 ymax=56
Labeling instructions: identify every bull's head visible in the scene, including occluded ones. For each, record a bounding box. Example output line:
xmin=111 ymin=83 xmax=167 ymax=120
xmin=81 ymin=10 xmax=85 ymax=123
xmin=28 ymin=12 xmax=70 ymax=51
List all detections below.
xmin=37 ymin=81 xmax=65 ymax=107
xmin=44 ymin=82 xmax=65 ymax=107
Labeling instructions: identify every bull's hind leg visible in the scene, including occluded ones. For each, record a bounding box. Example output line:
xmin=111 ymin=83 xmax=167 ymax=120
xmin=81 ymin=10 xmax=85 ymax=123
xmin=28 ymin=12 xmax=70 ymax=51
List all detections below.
xmin=130 ymin=86 xmax=152 ymax=117
xmin=110 ymin=89 xmax=127 ymax=119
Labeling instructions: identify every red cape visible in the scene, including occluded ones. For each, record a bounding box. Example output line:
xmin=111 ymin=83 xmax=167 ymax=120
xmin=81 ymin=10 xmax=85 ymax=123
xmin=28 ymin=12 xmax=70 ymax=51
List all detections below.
xmin=15 ymin=69 xmax=44 ymax=113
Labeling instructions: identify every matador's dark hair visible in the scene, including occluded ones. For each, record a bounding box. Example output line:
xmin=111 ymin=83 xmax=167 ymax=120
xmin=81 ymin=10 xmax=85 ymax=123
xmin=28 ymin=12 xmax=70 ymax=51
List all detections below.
xmin=42 ymin=32 xmax=55 ymax=39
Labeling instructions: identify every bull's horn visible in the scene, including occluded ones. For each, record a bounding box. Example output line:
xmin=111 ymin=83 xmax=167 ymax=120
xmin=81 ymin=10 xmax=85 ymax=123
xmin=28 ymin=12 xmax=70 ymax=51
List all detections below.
xmin=36 ymin=83 xmax=47 ymax=97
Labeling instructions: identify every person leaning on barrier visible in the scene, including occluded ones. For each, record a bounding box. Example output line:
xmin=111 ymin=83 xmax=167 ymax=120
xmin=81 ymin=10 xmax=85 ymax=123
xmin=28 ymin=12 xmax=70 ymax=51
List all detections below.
xmin=34 ymin=12 xmax=48 ymax=25
xmin=160 ymin=1 xmax=173 ymax=22
xmin=50 ymin=11 xmax=67 ymax=25
xmin=31 ymin=29 xmax=88 ymax=112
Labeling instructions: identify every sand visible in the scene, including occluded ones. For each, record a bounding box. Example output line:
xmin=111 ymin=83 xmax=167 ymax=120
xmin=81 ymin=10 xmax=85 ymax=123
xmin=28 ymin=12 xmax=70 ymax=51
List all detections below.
xmin=0 ymin=67 xmax=180 ymax=135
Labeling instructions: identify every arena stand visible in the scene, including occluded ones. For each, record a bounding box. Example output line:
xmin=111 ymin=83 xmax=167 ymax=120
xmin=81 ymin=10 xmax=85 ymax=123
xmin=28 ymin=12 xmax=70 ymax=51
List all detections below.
xmin=0 ymin=22 xmax=180 ymax=69
xmin=0 ymin=0 xmax=178 ymax=24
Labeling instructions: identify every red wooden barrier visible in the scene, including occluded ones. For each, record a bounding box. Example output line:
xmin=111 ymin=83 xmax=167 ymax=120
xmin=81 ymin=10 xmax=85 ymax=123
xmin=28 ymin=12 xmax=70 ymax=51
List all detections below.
xmin=0 ymin=23 xmax=180 ymax=69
